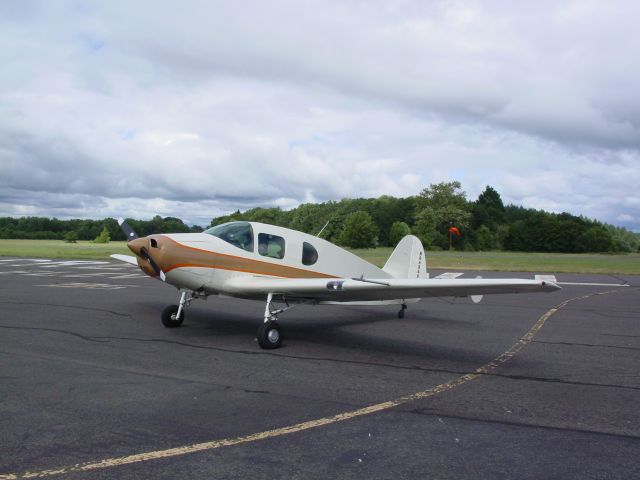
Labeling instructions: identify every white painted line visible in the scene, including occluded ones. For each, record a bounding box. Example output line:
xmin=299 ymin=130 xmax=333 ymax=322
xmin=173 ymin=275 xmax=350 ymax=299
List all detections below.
xmin=36 ymin=282 xmax=136 ymax=290
xmin=39 ymin=261 xmax=111 ymax=267
xmin=61 ymin=273 xmax=119 ymax=278
xmin=108 ymin=274 xmax=148 ymax=279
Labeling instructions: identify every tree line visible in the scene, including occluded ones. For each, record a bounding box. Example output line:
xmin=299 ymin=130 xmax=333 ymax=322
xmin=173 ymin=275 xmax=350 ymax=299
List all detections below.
xmin=209 ymin=182 xmax=639 ymax=253
xmin=1 ymin=182 xmax=638 ymax=253
xmin=0 ymin=215 xmax=201 ymax=242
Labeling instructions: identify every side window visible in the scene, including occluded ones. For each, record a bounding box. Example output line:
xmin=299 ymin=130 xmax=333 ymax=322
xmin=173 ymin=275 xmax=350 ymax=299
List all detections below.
xmin=302 ymin=242 xmax=318 ymax=266
xmin=258 ymin=233 xmax=285 ymax=259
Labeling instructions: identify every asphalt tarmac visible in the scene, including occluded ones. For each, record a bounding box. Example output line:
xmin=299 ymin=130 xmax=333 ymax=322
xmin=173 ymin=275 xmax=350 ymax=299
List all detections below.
xmin=1 ymin=258 xmax=639 ymax=479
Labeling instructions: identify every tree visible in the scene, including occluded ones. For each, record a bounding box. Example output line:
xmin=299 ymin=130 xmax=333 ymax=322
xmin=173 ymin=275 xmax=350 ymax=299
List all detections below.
xmin=578 ymin=226 xmax=614 ymax=252
xmin=338 ymin=211 xmax=378 ymax=248
xmin=93 ymin=226 xmax=110 ymax=243
xmin=64 ymin=231 xmax=79 ymax=243
xmin=389 ymin=221 xmax=411 ymax=247
xmin=413 ymin=181 xmax=471 ymax=249
xmin=472 ymin=186 xmax=506 ymax=229
xmin=474 ymin=225 xmax=495 ymax=251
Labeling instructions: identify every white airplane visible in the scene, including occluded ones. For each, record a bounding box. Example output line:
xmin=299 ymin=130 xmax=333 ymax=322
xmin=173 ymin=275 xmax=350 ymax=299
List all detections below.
xmin=112 ymin=219 xmax=560 ymax=349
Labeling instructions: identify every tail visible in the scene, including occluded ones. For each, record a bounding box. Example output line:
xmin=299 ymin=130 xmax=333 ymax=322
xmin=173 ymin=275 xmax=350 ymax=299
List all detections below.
xmin=383 ymin=235 xmax=428 ymax=279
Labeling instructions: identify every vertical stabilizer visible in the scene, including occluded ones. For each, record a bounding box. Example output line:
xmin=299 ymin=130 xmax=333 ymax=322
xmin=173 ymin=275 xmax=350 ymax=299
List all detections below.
xmin=383 ymin=235 xmax=428 ymax=279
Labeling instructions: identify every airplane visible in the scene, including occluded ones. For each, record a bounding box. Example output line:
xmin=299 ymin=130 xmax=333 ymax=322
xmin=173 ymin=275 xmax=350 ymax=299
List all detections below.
xmin=111 ymin=218 xmax=560 ymax=349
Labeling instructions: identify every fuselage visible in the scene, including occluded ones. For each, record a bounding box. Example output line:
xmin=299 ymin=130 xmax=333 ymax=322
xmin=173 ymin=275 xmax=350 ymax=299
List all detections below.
xmin=127 ymin=221 xmax=388 ymax=297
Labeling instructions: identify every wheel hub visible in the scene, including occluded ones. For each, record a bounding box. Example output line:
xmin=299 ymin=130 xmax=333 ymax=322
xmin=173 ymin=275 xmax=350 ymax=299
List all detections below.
xmin=267 ymin=329 xmax=280 ymax=343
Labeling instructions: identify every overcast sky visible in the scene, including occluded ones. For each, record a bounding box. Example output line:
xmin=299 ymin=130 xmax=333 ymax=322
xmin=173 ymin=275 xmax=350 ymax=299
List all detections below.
xmin=1 ymin=1 xmax=639 ymax=230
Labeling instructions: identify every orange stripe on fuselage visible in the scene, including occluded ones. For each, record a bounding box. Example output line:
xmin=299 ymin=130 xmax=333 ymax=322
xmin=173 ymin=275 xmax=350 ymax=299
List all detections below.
xmin=155 ymin=235 xmax=336 ymax=279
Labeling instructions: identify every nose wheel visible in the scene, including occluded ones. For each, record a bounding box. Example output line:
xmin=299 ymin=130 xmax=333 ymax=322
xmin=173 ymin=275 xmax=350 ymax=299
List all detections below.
xmin=161 ymin=290 xmax=203 ymax=328
xmin=161 ymin=304 xmax=185 ymax=327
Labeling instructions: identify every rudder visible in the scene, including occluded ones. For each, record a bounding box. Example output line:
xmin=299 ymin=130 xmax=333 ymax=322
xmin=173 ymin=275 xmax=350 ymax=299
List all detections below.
xmin=383 ymin=235 xmax=427 ymax=279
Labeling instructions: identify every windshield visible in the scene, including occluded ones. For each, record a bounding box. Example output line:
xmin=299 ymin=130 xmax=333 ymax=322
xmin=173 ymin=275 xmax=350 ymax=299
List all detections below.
xmin=204 ymin=222 xmax=254 ymax=252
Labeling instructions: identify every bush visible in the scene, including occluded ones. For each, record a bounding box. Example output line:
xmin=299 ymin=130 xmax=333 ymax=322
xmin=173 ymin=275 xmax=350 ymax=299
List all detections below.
xmin=64 ymin=231 xmax=79 ymax=243
xmin=389 ymin=221 xmax=411 ymax=247
xmin=93 ymin=226 xmax=111 ymax=244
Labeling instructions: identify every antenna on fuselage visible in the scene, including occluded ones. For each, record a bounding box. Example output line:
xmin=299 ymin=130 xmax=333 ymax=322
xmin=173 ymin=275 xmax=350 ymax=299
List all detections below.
xmin=316 ymin=219 xmax=332 ymax=237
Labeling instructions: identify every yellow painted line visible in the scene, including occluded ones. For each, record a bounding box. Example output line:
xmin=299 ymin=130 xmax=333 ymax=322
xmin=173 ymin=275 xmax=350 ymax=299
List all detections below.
xmin=1 ymin=289 xmax=626 ymax=480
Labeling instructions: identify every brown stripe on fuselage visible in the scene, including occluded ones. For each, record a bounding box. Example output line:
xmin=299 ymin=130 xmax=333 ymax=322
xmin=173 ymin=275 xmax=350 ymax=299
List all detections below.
xmin=154 ymin=235 xmax=336 ymax=279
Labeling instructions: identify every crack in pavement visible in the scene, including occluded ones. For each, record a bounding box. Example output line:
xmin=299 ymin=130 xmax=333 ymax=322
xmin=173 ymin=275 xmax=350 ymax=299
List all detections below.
xmin=0 ymin=325 xmax=109 ymax=343
xmin=0 ymin=348 xmax=366 ymax=412
xmin=1 ymin=300 xmax=131 ymax=318
xmin=3 ymin=328 xmax=638 ymax=392
xmin=533 ymin=339 xmax=640 ymax=352
xmin=405 ymin=410 xmax=640 ymax=442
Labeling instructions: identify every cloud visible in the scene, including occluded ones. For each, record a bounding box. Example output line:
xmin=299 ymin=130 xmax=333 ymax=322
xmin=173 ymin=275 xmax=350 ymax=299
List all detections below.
xmin=0 ymin=0 xmax=639 ymax=230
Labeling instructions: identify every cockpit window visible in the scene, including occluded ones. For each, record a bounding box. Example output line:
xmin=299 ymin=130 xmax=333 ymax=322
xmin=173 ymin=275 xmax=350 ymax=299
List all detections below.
xmin=258 ymin=233 xmax=285 ymax=259
xmin=302 ymin=242 xmax=318 ymax=266
xmin=204 ymin=222 xmax=254 ymax=252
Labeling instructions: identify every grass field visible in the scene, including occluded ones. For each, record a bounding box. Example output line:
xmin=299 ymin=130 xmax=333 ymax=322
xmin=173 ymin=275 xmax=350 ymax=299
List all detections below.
xmin=0 ymin=239 xmax=130 ymax=260
xmin=1 ymin=239 xmax=639 ymax=274
xmin=351 ymin=247 xmax=640 ymax=274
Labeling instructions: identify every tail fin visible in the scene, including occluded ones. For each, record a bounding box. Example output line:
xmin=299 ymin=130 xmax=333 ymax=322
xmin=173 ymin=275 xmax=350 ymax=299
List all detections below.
xmin=383 ymin=235 xmax=428 ymax=279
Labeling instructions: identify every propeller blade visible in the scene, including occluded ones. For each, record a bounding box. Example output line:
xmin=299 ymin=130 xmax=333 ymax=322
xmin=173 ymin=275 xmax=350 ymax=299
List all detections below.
xmin=140 ymin=246 xmax=166 ymax=282
xmin=117 ymin=217 xmax=138 ymax=241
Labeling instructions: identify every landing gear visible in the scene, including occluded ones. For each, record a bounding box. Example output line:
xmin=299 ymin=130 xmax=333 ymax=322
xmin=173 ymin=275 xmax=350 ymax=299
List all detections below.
xmin=256 ymin=292 xmax=299 ymax=349
xmin=398 ymin=303 xmax=407 ymax=319
xmin=161 ymin=290 xmax=204 ymax=328
xmin=257 ymin=320 xmax=282 ymax=349
xmin=161 ymin=304 xmax=185 ymax=327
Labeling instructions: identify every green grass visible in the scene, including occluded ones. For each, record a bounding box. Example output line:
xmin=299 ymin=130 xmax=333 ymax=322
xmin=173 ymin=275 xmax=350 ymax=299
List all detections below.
xmin=0 ymin=239 xmax=130 ymax=260
xmin=1 ymin=239 xmax=638 ymax=274
xmin=350 ymin=248 xmax=640 ymax=275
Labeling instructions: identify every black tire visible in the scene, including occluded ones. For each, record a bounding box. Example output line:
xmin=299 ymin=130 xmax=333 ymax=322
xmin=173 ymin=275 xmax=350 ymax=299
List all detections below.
xmin=257 ymin=321 xmax=282 ymax=349
xmin=161 ymin=304 xmax=185 ymax=328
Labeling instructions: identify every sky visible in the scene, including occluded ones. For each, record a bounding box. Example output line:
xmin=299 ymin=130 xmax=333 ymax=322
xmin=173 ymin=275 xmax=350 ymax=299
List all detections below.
xmin=1 ymin=1 xmax=639 ymax=230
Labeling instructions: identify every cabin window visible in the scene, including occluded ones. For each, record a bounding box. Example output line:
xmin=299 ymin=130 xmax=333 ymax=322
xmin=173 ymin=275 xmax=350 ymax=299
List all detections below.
xmin=258 ymin=233 xmax=285 ymax=259
xmin=302 ymin=242 xmax=318 ymax=266
xmin=203 ymin=221 xmax=254 ymax=252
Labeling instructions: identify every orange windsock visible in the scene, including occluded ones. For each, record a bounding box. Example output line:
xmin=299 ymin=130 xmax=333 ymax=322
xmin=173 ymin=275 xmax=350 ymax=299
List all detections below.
xmin=449 ymin=227 xmax=461 ymax=237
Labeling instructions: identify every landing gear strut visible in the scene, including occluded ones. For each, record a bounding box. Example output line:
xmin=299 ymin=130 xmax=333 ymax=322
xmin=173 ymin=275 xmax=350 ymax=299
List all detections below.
xmin=257 ymin=292 xmax=296 ymax=349
xmin=398 ymin=303 xmax=407 ymax=319
xmin=161 ymin=290 xmax=205 ymax=328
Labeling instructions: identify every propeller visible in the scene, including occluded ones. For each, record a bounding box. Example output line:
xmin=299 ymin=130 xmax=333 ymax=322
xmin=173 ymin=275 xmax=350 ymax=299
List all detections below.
xmin=139 ymin=246 xmax=166 ymax=281
xmin=117 ymin=217 xmax=166 ymax=281
xmin=117 ymin=217 xmax=138 ymax=240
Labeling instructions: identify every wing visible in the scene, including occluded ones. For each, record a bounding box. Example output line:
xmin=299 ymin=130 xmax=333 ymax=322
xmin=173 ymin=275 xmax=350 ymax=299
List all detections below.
xmin=110 ymin=254 xmax=139 ymax=266
xmin=221 ymin=276 xmax=560 ymax=302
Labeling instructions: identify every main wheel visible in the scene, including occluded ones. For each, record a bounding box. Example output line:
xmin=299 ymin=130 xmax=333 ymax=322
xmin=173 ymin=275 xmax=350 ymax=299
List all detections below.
xmin=161 ymin=304 xmax=185 ymax=328
xmin=257 ymin=321 xmax=282 ymax=349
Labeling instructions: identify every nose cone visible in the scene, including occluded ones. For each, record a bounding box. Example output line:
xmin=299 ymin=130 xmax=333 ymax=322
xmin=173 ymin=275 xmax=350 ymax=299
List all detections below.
xmin=127 ymin=237 xmax=148 ymax=256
